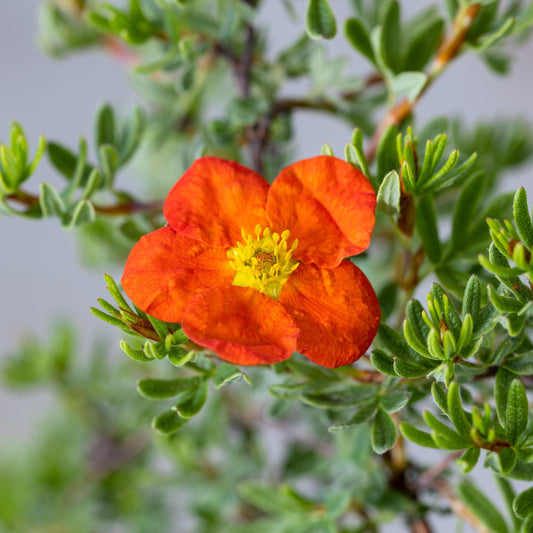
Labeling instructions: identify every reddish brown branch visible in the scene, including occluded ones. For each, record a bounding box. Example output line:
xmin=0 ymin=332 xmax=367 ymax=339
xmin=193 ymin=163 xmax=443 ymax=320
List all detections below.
xmin=5 ymin=189 xmax=164 ymax=217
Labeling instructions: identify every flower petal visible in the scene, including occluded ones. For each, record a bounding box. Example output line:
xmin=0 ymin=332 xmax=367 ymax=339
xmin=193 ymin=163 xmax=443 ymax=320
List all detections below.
xmin=279 ymin=260 xmax=380 ymax=368
xmin=267 ymin=156 xmax=376 ymax=268
xmin=121 ymin=226 xmax=233 ymax=323
xmin=182 ymin=286 xmax=299 ymax=365
xmin=164 ymin=157 xmax=269 ymax=248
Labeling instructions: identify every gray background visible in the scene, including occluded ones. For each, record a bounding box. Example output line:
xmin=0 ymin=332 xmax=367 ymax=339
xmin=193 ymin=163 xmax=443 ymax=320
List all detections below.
xmin=1 ymin=2 xmax=532 ymax=530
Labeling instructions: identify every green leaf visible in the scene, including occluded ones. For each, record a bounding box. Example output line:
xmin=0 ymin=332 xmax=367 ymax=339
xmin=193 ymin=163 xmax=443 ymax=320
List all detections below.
xmin=403 ymin=15 xmax=444 ymax=71
xmin=137 ymin=376 xmax=204 ymax=399
xmin=47 ymin=141 xmax=94 ymax=184
xmin=301 ymin=384 xmax=379 ymax=409
xmin=376 ymin=323 xmax=411 ymax=360
xmin=306 ymin=0 xmax=337 ymax=39
xmin=431 ymin=383 xmax=449 ymax=415
xmin=344 ymin=17 xmax=375 ymax=64
xmin=329 ymin=398 xmax=379 ymax=431
xmin=399 ymin=421 xmax=439 ymax=448
xmin=447 ymin=382 xmax=472 ymax=437
xmin=377 ymin=170 xmax=400 ymax=216
xmin=371 ymin=408 xmax=397 ymax=454
xmin=95 ymin=103 xmax=116 ymax=147
xmin=393 ymin=357 xmax=433 ymax=378
xmin=213 ymin=363 xmax=249 ymax=389
xmin=462 ymin=275 xmax=483 ymax=323
xmin=495 ymin=476 xmax=521 ymax=531
xmin=498 ymin=448 xmax=517 ymax=476
xmin=457 ymin=480 xmax=509 ymax=533
xmin=495 ymin=367 xmax=515 ymax=427
xmin=152 ymin=409 xmax=188 ymax=435
xmin=513 ymin=187 xmax=533 ymax=249
xmin=522 ymin=515 xmax=533 ymax=533
xmin=390 ymin=72 xmax=427 ymax=102
xmin=423 ymin=411 xmax=471 ymax=448
xmin=380 ymin=390 xmax=410 ymax=413
xmin=503 ymin=352 xmax=533 ymax=375
xmin=456 ymin=446 xmax=480 ymax=473
xmin=65 ymin=199 xmax=95 ymax=227
xmin=167 ymin=346 xmax=195 ymax=367
xmin=120 ymin=339 xmax=153 ymax=362
xmin=370 ymin=349 xmax=397 ymax=376
xmin=513 ymin=487 xmax=533 ymax=519
xmin=376 ymin=124 xmax=398 ymax=182
xmin=451 ymin=173 xmax=485 ymax=251
xmin=506 ymin=378 xmax=528 ymax=445
xmin=416 ymin=195 xmax=442 ymax=264
xmin=39 ymin=182 xmax=66 ymax=217
xmin=488 ymin=285 xmax=525 ymax=314
xmin=173 ymin=380 xmax=208 ymax=418
xmin=119 ymin=107 xmax=145 ymax=164
xmin=380 ymin=0 xmax=401 ymax=72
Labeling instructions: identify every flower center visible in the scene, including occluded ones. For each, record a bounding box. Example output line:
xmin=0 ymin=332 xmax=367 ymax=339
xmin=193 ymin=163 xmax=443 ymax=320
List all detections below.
xmin=227 ymin=224 xmax=299 ymax=300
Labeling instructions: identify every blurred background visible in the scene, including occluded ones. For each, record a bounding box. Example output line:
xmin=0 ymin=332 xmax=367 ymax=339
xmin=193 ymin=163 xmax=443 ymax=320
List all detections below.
xmin=1 ymin=0 xmax=533 ymax=497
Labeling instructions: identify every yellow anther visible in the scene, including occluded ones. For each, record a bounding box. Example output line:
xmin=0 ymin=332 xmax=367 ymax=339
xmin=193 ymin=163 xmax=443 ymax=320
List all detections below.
xmin=228 ymin=225 xmax=299 ymax=300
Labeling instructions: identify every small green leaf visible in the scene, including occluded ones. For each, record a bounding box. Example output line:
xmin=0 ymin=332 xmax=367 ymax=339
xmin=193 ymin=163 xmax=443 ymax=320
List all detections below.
xmin=399 ymin=421 xmax=439 ymax=448
xmin=431 ymin=383 xmax=449 ymax=415
xmin=457 ymin=480 xmax=509 ymax=533
xmin=96 ymin=103 xmax=116 ymax=147
xmin=498 ymin=448 xmax=517 ymax=475
xmin=173 ymin=380 xmax=208 ymax=418
xmin=47 ymin=141 xmax=94 ymax=184
xmin=380 ymin=390 xmax=410 ymax=413
xmin=370 ymin=349 xmax=397 ymax=376
xmin=503 ymin=352 xmax=533 ymax=375
xmin=306 ymin=0 xmax=337 ymax=39
xmin=424 ymin=411 xmax=471 ymax=448
xmin=390 ymin=72 xmax=427 ymax=102
xmin=448 ymin=382 xmax=472 ymax=437
xmin=371 ymin=408 xmax=398 ymax=454
xmin=495 ymin=367 xmax=515 ymax=427
xmin=329 ymin=398 xmax=379 ymax=431
xmin=416 ymin=195 xmax=442 ymax=264
xmin=506 ymin=378 xmax=528 ymax=445
xmin=66 ymin=199 xmax=95 ymax=227
xmin=376 ymin=124 xmax=398 ymax=183
xmin=213 ymin=363 xmax=249 ymax=389
xmin=344 ymin=17 xmax=375 ymax=64
xmin=513 ymin=487 xmax=533 ymax=519
xmin=513 ymin=188 xmax=533 ymax=249
xmin=39 ymin=182 xmax=66 ymax=217
xmin=380 ymin=0 xmax=401 ymax=72
xmin=137 ymin=376 xmax=204 ymax=399
xmin=120 ymin=339 xmax=153 ymax=362
xmin=377 ymin=170 xmax=401 ymax=216
xmin=152 ymin=409 xmax=188 ymax=435
xmin=456 ymin=446 xmax=480 ymax=473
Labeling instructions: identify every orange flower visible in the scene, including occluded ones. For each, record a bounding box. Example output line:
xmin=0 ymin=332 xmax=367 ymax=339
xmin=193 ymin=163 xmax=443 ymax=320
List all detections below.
xmin=122 ymin=156 xmax=380 ymax=368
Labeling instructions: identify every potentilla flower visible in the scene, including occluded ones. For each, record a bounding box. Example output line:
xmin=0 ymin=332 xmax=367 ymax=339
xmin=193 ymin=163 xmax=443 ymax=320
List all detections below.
xmin=122 ymin=156 xmax=380 ymax=368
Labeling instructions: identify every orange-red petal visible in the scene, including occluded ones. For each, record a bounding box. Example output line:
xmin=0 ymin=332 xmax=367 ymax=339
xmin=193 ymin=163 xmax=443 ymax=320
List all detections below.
xmin=164 ymin=157 xmax=269 ymax=248
xmin=182 ymin=286 xmax=299 ymax=365
xmin=267 ymin=156 xmax=376 ymax=268
xmin=121 ymin=226 xmax=234 ymax=323
xmin=279 ymin=260 xmax=380 ymax=368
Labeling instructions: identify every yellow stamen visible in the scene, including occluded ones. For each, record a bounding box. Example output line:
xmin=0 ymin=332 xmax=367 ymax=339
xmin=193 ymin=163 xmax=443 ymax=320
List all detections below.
xmin=227 ymin=225 xmax=299 ymax=300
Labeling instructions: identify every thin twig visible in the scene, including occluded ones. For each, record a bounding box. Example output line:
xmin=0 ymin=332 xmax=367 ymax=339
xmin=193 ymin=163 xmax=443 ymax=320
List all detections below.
xmin=5 ymin=189 xmax=164 ymax=217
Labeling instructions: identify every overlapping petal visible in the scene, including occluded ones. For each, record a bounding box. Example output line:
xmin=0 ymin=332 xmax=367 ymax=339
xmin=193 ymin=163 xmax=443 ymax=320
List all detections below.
xmin=279 ymin=260 xmax=380 ymax=368
xmin=164 ymin=157 xmax=269 ymax=248
xmin=182 ymin=286 xmax=299 ymax=365
xmin=267 ymin=156 xmax=376 ymax=268
xmin=121 ymin=226 xmax=234 ymax=323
